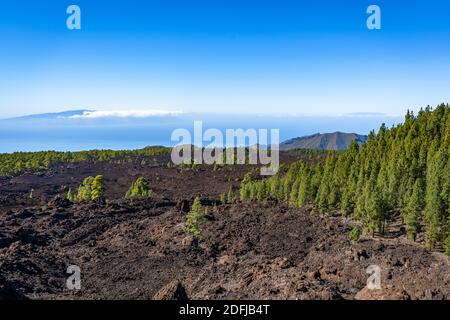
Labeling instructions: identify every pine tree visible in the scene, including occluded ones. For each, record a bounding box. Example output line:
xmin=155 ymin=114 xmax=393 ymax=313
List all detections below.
xmin=183 ymin=196 xmax=205 ymax=238
xmin=125 ymin=177 xmax=152 ymax=198
xmin=289 ymin=177 xmax=300 ymax=207
xmin=365 ymin=185 xmax=383 ymax=236
xmin=239 ymin=172 xmax=253 ymax=201
xmin=297 ymin=166 xmax=312 ymax=207
xmin=424 ymin=147 xmax=447 ymax=247
xmin=74 ymin=175 xmax=105 ymax=202
xmin=315 ymin=153 xmax=337 ymax=212
xmin=76 ymin=176 xmax=94 ymax=201
xmin=404 ymin=179 xmax=424 ymax=241
xmin=91 ymin=175 xmax=105 ymax=200
xmin=255 ymin=181 xmax=268 ymax=202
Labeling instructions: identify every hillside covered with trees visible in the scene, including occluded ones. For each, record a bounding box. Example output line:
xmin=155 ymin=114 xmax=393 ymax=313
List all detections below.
xmin=241 ymin=104 xmax=450 ymax=253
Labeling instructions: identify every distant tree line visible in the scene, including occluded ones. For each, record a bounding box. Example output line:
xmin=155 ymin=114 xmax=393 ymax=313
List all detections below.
xmin=0 ymin=147 xmax=170 ymax=177
xmin=240 ymin=104 xmax=450 ymax=253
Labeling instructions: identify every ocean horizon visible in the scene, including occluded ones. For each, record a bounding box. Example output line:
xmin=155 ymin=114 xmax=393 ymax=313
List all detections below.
xmin=0 ymin=111 xmax=404 ymax=153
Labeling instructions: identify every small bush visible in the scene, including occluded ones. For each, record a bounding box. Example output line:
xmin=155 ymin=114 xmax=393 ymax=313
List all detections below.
xmin=349 ymin=227 xmax=362 ymax=242
xmin=125 ymin=177 xmax=152 ymax=199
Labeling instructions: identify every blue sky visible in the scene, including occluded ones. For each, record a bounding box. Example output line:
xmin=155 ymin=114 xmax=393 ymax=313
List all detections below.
xmin=0 ymin=0 xmax=449 ymax=118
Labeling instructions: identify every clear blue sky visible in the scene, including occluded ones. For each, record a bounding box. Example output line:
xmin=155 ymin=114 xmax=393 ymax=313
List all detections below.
xmin=0 ymin=0 xmax=449 ymax=118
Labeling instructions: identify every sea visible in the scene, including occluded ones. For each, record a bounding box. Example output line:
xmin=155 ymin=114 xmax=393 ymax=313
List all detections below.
xmin=0 ymin=114 xmax=404 ymax=153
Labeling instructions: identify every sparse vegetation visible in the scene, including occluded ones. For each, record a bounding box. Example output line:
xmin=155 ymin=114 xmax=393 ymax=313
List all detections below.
xmin=1 ymin=105 xmax=450 ymax=299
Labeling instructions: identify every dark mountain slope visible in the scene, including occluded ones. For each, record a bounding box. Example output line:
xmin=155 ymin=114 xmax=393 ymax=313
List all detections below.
xmin=280 ymin=132 xmax=367 ymax=151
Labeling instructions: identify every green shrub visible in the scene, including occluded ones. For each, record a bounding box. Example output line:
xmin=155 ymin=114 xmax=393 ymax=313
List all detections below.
xmin=183 ymin=197 xmax=206 ymax=238
xmin=349 ymin=227 xmax=362 ymax=242
xmin=69 ymin=175 xmax=105 ymax=202
xmin=125 ymin=177 xmax=152 ymax=198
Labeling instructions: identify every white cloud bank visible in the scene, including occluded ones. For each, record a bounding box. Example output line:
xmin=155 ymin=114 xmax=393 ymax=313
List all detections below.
xmin=69 ymin=109 xmax=183 ymax=119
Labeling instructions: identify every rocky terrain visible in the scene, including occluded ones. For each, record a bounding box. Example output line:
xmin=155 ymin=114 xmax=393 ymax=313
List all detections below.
xmin=1 ymin=153 xmax=449 ymax=300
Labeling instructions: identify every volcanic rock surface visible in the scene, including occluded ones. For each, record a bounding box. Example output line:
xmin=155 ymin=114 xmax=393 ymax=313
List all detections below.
xmin=0 ymin=154 xmax=449 ymax=300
